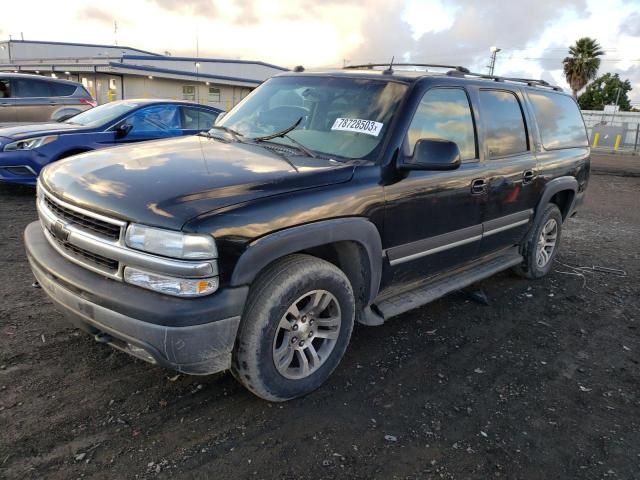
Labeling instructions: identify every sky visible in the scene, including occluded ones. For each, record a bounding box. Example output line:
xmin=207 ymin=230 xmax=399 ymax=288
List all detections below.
xmin=2 ymin=0 xmax=639 ymax=103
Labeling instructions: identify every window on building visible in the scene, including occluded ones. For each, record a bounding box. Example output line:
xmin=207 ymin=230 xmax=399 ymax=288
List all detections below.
xmin=528 ymin=91 xmax=588 ymax=150
xmin=406 ymin=88 xmax=477 ymax=160
xmin=208 ymin=87 xmax=221 ymax=103
xmin=182 ymin=85 xmax=196 ymax=101
xmin=479 ymin=90 xmax=528 ymax=158
xmin=181 ymin=106 xmax=219 ymax=130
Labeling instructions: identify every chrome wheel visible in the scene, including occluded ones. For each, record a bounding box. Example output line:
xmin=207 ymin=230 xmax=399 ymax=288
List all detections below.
xmin=536 ymin=218 xmax=558 ymax=268
xmin=272 ymin=289 xmax=341 ymax=380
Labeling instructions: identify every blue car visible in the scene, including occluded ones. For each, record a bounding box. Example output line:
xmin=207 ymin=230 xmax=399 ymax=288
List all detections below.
xmin=0 ymin=99 xmax=222 ymax=185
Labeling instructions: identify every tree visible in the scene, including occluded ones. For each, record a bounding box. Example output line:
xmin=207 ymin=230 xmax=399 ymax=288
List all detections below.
xmin=563 ymin=37 xmax=604 ymax=98
xmin=578 ymin=73 xmax=633 ymax=111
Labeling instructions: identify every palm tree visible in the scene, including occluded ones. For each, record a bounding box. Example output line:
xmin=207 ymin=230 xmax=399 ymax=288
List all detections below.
xmin=563 ymin=37 xmax=604 ymax=98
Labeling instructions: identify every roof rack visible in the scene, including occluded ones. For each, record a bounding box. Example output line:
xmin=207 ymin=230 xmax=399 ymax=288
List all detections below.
xmin=344 ymin=63 xmax=471 ymax=74
xmin=446 ymin=70 xmax=563 ymax=91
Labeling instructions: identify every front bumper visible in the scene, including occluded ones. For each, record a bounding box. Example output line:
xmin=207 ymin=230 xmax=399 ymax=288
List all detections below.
xmin=0 ymin=150 xmax=44 ymax=185
xmin=25 ymin=221 xmax=248 ymax=375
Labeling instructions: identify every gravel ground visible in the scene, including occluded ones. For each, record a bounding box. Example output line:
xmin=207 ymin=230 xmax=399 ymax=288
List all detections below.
xmin=1 ymin=173 xmax=639 ymax=480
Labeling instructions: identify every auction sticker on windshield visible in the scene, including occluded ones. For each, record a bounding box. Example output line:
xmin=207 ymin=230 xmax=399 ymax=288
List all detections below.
xmin=331 ymin=118 xmax=383 ymax=137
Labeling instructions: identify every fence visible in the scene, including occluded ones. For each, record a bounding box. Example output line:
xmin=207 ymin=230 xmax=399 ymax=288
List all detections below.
xmin=582 ymin=110 xmax=640 ymax=153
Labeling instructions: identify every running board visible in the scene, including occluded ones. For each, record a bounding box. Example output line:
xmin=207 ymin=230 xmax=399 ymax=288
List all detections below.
xmin=374 ymin=248 xmax=523 ymax=321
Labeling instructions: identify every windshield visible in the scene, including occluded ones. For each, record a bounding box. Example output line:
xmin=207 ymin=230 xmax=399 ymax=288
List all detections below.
xmin=65 ymin=101 xmax=142 ymax=127
xmin=215 ymin=76 xmax=408 ymax=160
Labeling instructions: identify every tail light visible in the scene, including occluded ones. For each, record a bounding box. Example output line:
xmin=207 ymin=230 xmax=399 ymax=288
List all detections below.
xmin=80 ymin=98 xmax=97 ymax=108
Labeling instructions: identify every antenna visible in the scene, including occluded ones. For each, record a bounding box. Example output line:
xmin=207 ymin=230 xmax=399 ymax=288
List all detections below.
xmin=383 ymin=56 xmax=395 ymax=75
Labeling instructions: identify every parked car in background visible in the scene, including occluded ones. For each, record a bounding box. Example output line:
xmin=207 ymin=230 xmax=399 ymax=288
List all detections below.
xmin=0 ymin=99 xmax=222 ymax=185
xmin=0 ymin=73 xmax=96 ymax=125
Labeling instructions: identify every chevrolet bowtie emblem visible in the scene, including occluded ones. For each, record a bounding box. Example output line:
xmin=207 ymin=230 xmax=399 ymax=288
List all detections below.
xmin=51 ymin=221 xmax=70 ymax=243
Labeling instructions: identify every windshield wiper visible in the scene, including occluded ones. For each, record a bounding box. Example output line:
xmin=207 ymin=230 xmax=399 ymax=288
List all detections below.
xmin=206 ymin=125 xmax=245 ymax=142
xmin=252 ymin=117 xmax=317 ymax=158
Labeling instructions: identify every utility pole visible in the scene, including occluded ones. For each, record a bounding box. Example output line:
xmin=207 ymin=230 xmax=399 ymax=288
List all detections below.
xmin=488 ymin=46 xmax=501 ymax=76
xmin=114 ymin=21 xmax=118 ymax=46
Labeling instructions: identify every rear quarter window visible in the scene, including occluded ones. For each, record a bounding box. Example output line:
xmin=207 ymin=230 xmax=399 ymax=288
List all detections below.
xmin=528 ymin=91 xmax=588 ymax=150
xmin=50 ymin=82 xmax=77 ymax=97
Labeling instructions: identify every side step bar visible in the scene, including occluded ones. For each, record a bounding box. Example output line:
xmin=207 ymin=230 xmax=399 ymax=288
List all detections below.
xmin=374 ymin=248 xmax=523 ymax=321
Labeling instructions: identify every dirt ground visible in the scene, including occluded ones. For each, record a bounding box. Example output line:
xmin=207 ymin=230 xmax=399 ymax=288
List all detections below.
xmin=1 ymin=172 xmax=639 ymax=480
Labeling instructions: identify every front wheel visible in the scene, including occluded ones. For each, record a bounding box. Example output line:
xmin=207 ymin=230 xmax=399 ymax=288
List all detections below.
xmin=231 ymin=254 xmax=355 ymax=401
xmin=514 ymin=203 xmax=563 ymax=279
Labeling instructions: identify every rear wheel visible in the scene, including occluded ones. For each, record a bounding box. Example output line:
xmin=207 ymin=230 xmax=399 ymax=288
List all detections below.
xmin=232 ymin=254 xmax=355 ymax=401
xmin=514 ymin=203 xmax=563 ymax=279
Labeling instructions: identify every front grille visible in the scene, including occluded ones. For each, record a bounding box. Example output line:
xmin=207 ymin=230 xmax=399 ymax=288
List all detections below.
xmin=44 ymin=196 xmax=121 ymax=240
xmin=52 ymin=235 xmax=119 ymax=272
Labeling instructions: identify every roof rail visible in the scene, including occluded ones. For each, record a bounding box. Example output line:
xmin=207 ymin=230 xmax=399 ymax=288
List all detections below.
xmin=446 ymin=70 xmax=563 ymax=91
xmin=344 ymin=63 xmax=471 ymax=74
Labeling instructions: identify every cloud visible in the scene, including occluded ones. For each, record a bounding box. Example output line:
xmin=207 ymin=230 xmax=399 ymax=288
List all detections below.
xmin=151 ymin=0 xmax=216 ymax=16
xmin=620 ymin=12 xmax=640 ymax=36
xmin=76 ymin=7 xmax=114 ymax=25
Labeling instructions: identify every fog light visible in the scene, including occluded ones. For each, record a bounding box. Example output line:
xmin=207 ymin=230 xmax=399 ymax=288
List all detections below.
xmin=123 ymin=267 xmax=218 ymax=297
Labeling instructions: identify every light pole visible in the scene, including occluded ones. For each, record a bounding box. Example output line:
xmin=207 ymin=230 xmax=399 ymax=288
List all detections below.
xmin=488 ymin=46 xmax=501 ymax=76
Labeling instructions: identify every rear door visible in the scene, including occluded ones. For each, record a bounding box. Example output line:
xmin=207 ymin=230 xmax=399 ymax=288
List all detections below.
xmin=383 ymin=86 xmax=486 ymax=288
xmin=13 ymin=78 xmax=59 ymax=122
xmin=0 ymin=77 xmax=16 ymax=124
xmin=180 ymin=106 xmax=220 ymax=135
xmin=476 ymin=88 xmax=540 ymax=254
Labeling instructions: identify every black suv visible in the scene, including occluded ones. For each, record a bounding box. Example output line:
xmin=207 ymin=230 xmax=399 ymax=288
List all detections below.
xmin=24 ymin=64 xmax=590 ymax=401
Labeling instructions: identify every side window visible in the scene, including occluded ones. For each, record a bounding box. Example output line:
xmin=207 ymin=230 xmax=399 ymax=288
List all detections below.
xmin=407 ymin=88 xmax=476 ymax=160
xmin=181 ymin=107 xmax=219 ymax=130
xmin=50 ymin=83 xmax=77 ymax=97
xmin=479 ymin=90 xmax=528 ymax=158
xmin=182 ymin=85 xmax=196 ymax=101
xmin=125 ymin=105 xmax=181 ymax=135
xmin=13 ymin=79 xmax=53 ymax=98
xmin=528 ymin=91 xmax=588 ymax=150
xmin=0 ymin=78 xmax=11 ymax=98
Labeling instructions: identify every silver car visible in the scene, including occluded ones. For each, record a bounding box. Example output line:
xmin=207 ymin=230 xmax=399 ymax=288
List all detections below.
xmin=0 ymin=73 xmax=96 ymax=125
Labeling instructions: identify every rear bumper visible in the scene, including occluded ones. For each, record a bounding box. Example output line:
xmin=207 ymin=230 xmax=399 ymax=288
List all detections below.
xmin=25 ymin=221 xmax=248 ymax=375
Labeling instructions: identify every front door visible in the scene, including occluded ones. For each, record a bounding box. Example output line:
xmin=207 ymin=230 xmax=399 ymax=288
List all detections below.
xmin=476 ymin=89 xmax=540 ymax=254
xmin=382 ymin=86 xmax=485 ymax=291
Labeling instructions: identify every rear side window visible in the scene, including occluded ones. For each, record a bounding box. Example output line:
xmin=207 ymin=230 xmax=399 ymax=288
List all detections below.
xmin=407 ymin=88 xmax=477 ymax=160
xmin=182 ymin=107 xmax=219 ymax=130
xmin=479 ymin=90 xmax=528 ymax=158
xmin=528 ymin=91 xmax=588 ymax=150
xmin=50 ymin=82 xmax=77 ymax=97
xmin=14 ymin=79 xmax=53 ymax=98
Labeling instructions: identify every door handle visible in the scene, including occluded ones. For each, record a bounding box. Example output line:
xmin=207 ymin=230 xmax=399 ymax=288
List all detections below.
xmin=522 ymin=170 xmax=536 ymax=184
xmin=471 ymin=178 xmax=487 ymax=195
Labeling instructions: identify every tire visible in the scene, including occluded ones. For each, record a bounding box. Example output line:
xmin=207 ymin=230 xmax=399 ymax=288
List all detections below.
xmin=231 ymin=254 xmax=355 ymax=401
xmin=513 ymin=203 xmax=563 ymax=279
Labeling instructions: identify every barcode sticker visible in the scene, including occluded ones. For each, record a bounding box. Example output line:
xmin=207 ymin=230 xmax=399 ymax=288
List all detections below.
xmin=331 ymin=118 xmax=383 ymax=137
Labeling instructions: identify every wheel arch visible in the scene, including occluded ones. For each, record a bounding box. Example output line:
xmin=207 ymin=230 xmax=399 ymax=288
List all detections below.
xmin=230 ymin=218 xmax=383 ymax=308
xmin=534 ymin=176 xmax=578 ymax=224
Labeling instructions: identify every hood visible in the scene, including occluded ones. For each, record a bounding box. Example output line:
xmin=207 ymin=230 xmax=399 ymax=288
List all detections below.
xmin=41 ymin=135 xmax=355 ymax=230
xmin=0 ymin=122 xmax=84 ymax=141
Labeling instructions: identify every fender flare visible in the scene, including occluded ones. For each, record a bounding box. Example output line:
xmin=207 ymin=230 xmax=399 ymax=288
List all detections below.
xmin=230 ymin=217 xmax=383 ymax=306
xmin=534 ymin=176 xmax=578 ymax=225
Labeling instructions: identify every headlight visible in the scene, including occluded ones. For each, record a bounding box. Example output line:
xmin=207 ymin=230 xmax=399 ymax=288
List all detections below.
xmin=124 ymin=267 xmax=219 ymax=297
xmin=125 ymin=224 xmax=217 ymax=259
xmin=4 ymin=135 xmax=58 ymax=151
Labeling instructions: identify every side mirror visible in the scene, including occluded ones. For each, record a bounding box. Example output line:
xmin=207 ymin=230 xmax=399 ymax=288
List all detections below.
xmin=115 ymin=123 xmax=133 ymax=139
xmin=399 ymin=138 xmax=461 ymax=171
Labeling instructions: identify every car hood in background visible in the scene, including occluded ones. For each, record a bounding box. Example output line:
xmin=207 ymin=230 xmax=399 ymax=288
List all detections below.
xmin=0 ymin=122 xmax=86 ymax=141
xmin=40 ymin=135 xmax=355 ymax=230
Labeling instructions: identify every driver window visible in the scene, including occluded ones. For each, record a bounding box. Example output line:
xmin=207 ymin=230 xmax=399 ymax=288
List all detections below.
xmin=125 ymin=105 xmax=181 ymax=135
xmin=0 ymin=79 xmax=10 ymax=98
xmin=407 ymin=88 xmax=477 ymax=160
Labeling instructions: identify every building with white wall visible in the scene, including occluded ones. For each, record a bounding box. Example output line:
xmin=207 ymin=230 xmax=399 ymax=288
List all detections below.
xmin=0 ymin=39 xmax=288 ymax=110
